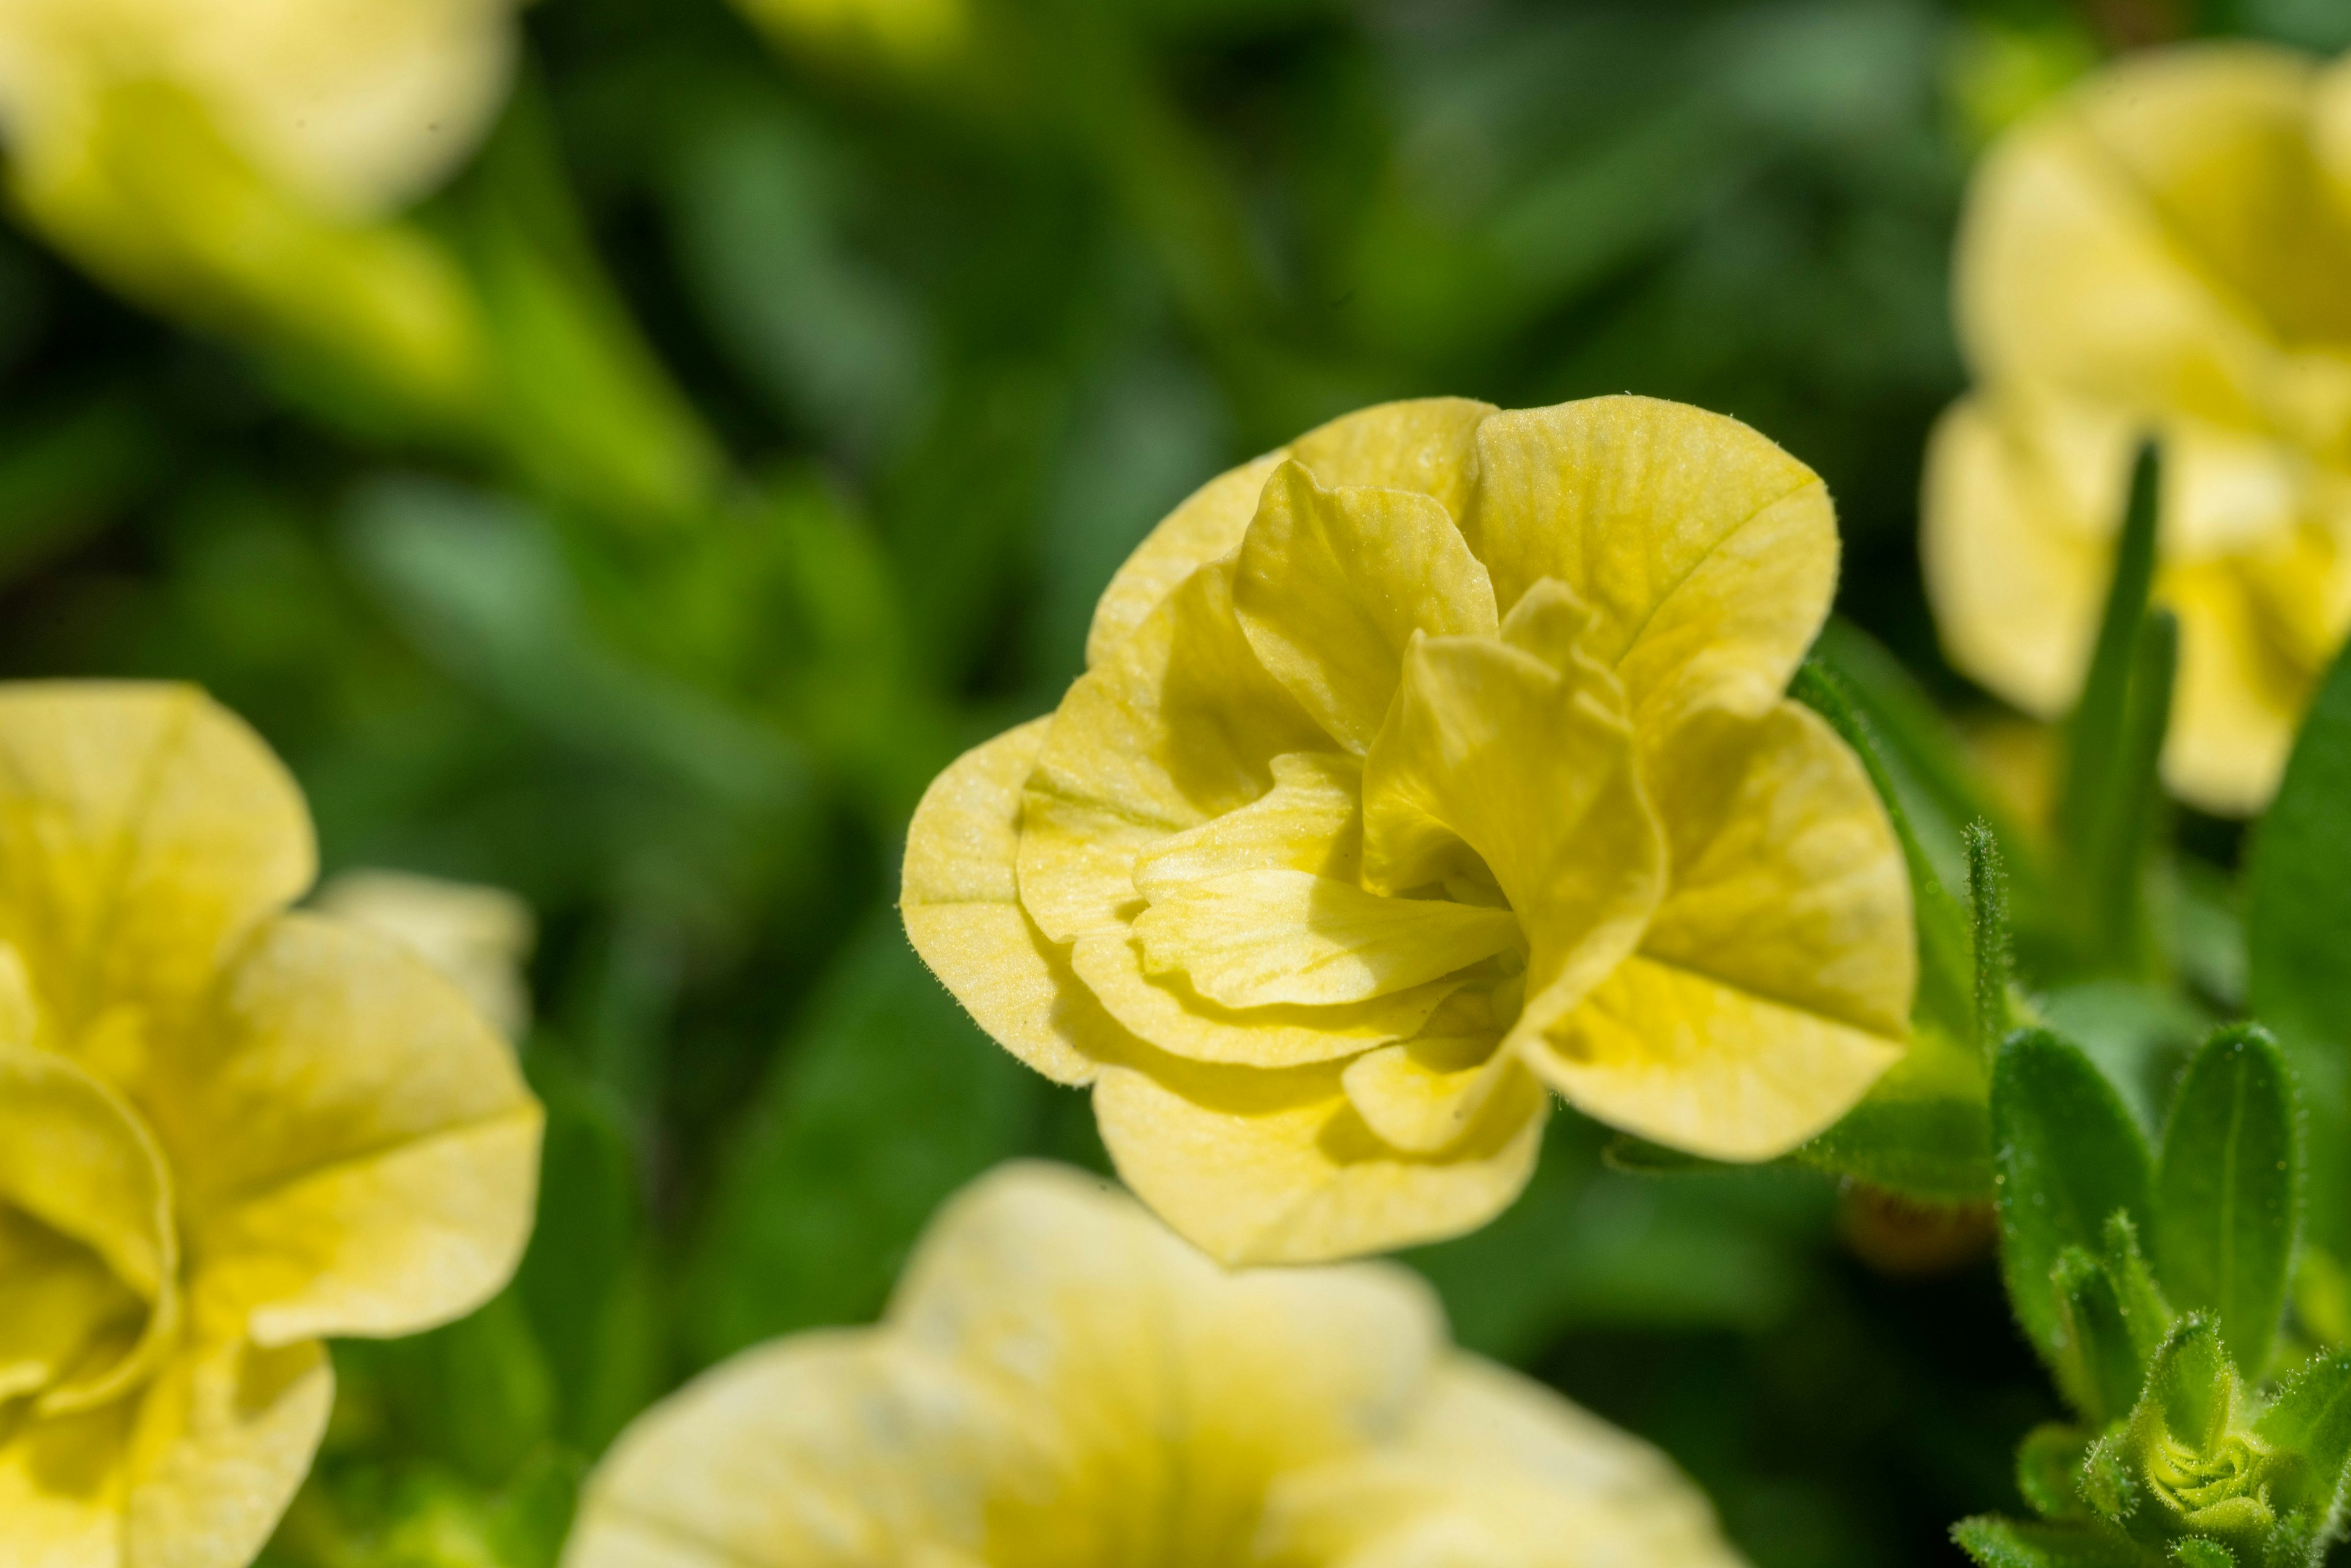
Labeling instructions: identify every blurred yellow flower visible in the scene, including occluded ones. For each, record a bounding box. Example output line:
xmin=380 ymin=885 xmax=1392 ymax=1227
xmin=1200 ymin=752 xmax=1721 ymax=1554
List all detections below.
xmin=315 ymin=868 xmax=536 ymax=1041
xmin=0 ymin=0 xmax=519 ymax=407
xmin=0 ymin=684 xmax=542 ymax=1568
xmin=904 ymin=396 xmax=1913 ymax=1264
xmin=566 ymin=1161 xmax=1746 ymax=1568
xmin=1924 ymin=43 xmax=2351 ymax=815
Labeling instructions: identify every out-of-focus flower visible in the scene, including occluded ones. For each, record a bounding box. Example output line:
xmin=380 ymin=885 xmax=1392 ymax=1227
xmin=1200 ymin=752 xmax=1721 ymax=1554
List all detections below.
xmin=904 ymin=396 xmax=1913 ymax=1264
xmin=728 ymin=0 xmax=967 ymax=72
xmin=1924 ymin=43 xmax=2351 ymax=816
xmin=566 ymin=1161 xmax=1746 ymax=1568
xmin=315 ymin=869 xmax=536 ymax=1041
xmin=0 ymin=0 xmax=520 ymax=409
xmin=0 ymin=683 xmax=542 ymax=1568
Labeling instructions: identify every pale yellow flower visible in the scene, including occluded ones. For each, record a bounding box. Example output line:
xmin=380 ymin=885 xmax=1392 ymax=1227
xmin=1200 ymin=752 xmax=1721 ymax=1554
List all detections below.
xmin=314 ymin=869 xmax=535 ymax=1041
xmin=1924 ymin=43 xmax=2351 ymax=815
xmin=0 ymin=0 xmax=519 ymax=407
xmin=565 ymin=1161 xmax=1746 ymax=1568
xmin=0 ymin=684 xmax=542 ymax=1568
xmin=904 ymin=396 xmax=1914 ymax=1264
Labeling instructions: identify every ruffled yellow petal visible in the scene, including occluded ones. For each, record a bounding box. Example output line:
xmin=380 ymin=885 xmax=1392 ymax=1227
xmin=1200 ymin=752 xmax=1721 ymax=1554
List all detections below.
xmin=1082 ymin=398 xmax=1495 ymax=670
xmin=1133 ymin=872 xmax=1519 ymax=1010
xmin=1131 ymin=751 xmax=1362 ymax=893
xmin=1362 ymin=582 xmax=1665 ymax=1046
xmin=1465 ymin=397 xmax=1836 ymax=738
xmin=2321 ymin=53 xmax=2351 ymax=226
xmin=1921 ymin=397 xmax=2110 ymax=718
xmin=1340 ymin=1034 xmax=1523 ymax=1157
xmin=566 ymin=1332 xmax=996 ymax=1568
xmin=901 ymin=717 xmax=1107 ymax=1086
xmin=0 ymin=683 xmax=312 ymax=1045
xmin=0 ymin=1048 xmax=178 ymax=1413
xmin=2158 ymin=559 xmax=2308 ymax=816
xmin=0 ymin=1397 xmax=136 ymax=1568
xmin=890 ymin=1162 xmax=1443 ymax=1555
xmin=156 ymin=913 xmax=540 ymax=1346
xmin=1285 ymin=397 xmax=1495 ymax=522
xmin=1637 ymin=702 xmax=1914 ymax=1043
xmin=1070 ymin=931 xmax=1457 ymax=1068
xmin=1022 ymin=563 xmax=1324 ymax=944
xmin=1534 ymin=955 xmax=1902 ymax=1161
xmin=1258 ymin=1356 xmax=1745 ymax=1568
xmin=1232 ymin=460 xmax=1498 ymax=752
xmin=1092 ymin=1052 xmax=1545 ymax=1265
xmin=124 ymin=1337 xmax=333 ymax=1568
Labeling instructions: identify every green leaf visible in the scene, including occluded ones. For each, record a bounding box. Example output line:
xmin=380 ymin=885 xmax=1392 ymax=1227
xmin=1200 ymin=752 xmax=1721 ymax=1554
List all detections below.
xmin=2057 ymin=441 xmax=2159 ymax=869
xmin=2057 ymin=1244 xmax=2145 ymax=1427
xmin=1952 ymin=1516 xmax=2154 ymax=1568
xmin=2017 ymin=1424 xmax=2096 ymax=1522
xmin=2247 ymin=638 xmax=2351 ymax=1261
xmin=1971 ymin=819 xmax=2017 ymax=1061
xmin=2154 ymin=1025 xmax=2301 ymax=1378
xmin=1993 ymin=1028 xmax=2157 ymax=1394
xmin=679 ymin=915 xmax=1045 ymax=1365
xmin=2254 ymin=1352 xmax=2351 ymax=1518
xmin=2166 ymin=1540 xmax=2233 ymax=1568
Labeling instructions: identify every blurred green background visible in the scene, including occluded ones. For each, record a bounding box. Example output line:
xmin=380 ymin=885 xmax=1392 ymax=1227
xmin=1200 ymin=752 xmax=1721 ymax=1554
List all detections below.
xmin=7 ymin=0 xmax=2349 ymax=1563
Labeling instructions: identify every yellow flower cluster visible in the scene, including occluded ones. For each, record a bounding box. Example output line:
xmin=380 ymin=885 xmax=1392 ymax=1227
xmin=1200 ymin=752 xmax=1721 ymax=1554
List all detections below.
xmin=0 ymin=685 xmax=541 ymax=1568
xmin=567 ymin=1162 xmax=1746 ymax=1568
xmin=0 ymin=0 xmax=519 ymax=407
xmin=1925 ymin=43 xmax=2351 ymax=814
xmin=906 ymin=396 xmax=1916 ymax=1264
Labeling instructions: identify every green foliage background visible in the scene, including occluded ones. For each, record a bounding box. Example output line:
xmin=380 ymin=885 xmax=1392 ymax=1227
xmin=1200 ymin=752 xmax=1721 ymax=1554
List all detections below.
xmin=8 ymin=0 xmax=2351 ymax=1563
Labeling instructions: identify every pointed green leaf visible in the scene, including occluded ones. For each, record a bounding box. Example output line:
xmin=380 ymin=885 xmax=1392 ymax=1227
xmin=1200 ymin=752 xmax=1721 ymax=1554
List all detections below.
xmin=1995 ymin=1029 xmax=2157 ymax=1389
xmin=1952 ymin=1517 xmax=2154 ymax=1568
xmin=2248 ymin=640 xmax=2351 ymax=1262
xmin=2099 ymin=1213 xmax=2177 ymax=1370
xmin=2154 ymin=1025 xmax=2300 ymax=1378
xmin=2057 ymin=1244 xmax=2145 ymax=1427
xmin=2254 ymin=1352 xmax=2351 ymax=1518
xmin=2057 ymin=441 xmax=2159 ymax=865
xmin=1971 ymin=819 xmax=2017 ymax=1060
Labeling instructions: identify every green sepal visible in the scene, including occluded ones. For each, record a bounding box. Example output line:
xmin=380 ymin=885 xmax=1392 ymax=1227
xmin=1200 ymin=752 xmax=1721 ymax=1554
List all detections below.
xmin=1995 ymin=1027 xmax=2158 ymax=1393
xmin=1953 ymin=1516 xmax=2156 ymax=1567
xmin=2154 ymin=1025 xmax=2302 ymax=1378
xmin=2058 ymin=1218 xmax=2177 ymax=1429
xmin=2252 ymin=1352 xmax=2351 ymax=1523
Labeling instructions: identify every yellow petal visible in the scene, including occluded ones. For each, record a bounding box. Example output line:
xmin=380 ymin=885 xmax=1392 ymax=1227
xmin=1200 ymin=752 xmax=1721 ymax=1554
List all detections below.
xmin=1070 ymin=930 xmax=1458 ymax=1068
xmin=0 ymin=1048 xmax=179 ymax=1414
xmin=1638 ymin=701 xmax=1915 ymax=1043
xmin=1086 ymin=451 xmax=1288 ymax=670
xmin=0 ymin=1394 xmax=137 ymax=1568
xmin=1920 ymin=398 xmax=2109 ymax=719
xmin=1081 ymin=398 xmax=1494 ymax=670
xmin=901 ymin=717 xmax=1108 ymax=1086
xmin=1464 ymin=397 xmax=1836 ymax=738
xmin=124 ymin=1337 xmax=334 ymax=1568
xmin=1092 ymin=1051 xmax=1546 ymax=1265
xmin=0 ymin=683 xmax=312 ymax=1045
xmin=1021 ymin=561 xmax=1325 ymax=943
xmin=1232 ymin=461 xmax=1498 ymax=752
xmin=2321 ymin=53 xmax=2351 ymax=226
xmin=889 ymin=1162 xmax=1444 ymax=1556
xmin=1134 ymin=871 xmax=1519 ymax=1009
xmin=1362 ymin=587 xmax=1667 ymax=1047
xmin=567 ymin=1333 xmax=997 ymax=1568
xmin=312 ymin=869 xmax=536 ymax=1041
xmin=1285 ymin=397 xmax=1496 ymax=522
xmin=1531 ymin=955 xmax=1903 ymax=1162
xmin=158 ymin=913 xmax=541 ymax=1346
xmin=2158 ymin=559 xmax=2308 ymax=816
xmin=1258 ymin=1356 xmax=1745 ymax=1568
xmin=1340 ymin=1023 xmax=1518 ymax=1157
xmin=1131 ymin=751 xmax=1362 ymax=895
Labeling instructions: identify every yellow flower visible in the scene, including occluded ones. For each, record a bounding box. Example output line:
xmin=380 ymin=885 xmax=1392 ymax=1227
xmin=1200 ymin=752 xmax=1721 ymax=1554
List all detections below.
xmin=904 ymin=396 xmax=1914 ymax=1264
xmin=1924 ymin=43 xmax=2351 ymax=815
xmin=0 ymin=684 xmax=542 ymax=1568
xmin=314 ymin=869 xmax=536 ymax=1041
xmin=0 ymin=0 xmax=519 ymax=407
xmin=566 ymin=1161 xmax=1746 ymax=1568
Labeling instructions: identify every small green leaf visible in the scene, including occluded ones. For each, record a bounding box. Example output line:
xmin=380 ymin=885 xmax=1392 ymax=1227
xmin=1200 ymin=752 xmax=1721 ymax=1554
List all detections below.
xmin=2166 ymin=1539 xmax=2233 ymax=1568
xmin=2057 ymin=441 xmax=2159 ymax=869
xmin=2154 ymin=1025 xmax=2301 ymax=1378
xmin=1952 ymin=1516 xmax=2153 ymax=1568
xmin=2018 ymin=1424 xmax=2096 ymax=1521
xmin=1994 ymin=1028 xmax=2158 ymax=1389
xmin=2058 ymin=1244 xmax=2145 ymax=1427
xmin=2099 ymin=1213 xmax=2178 ymax=1370
xmin=2248 ymin=639 xmax=2351 ymax=1262
xmin=2254 ymin=1352 xmax=2351 ymax=1518
xmin=1971 ymin=819 xmax=2017 ymax=1060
